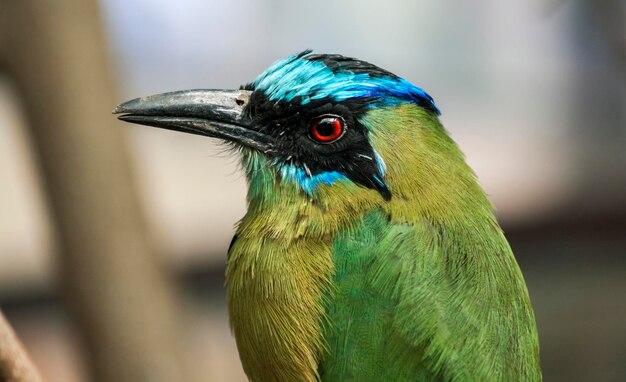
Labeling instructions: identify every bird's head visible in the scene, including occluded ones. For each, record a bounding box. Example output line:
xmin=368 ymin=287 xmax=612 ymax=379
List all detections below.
xmin=115 ymin=51 xmax=456 ymax=213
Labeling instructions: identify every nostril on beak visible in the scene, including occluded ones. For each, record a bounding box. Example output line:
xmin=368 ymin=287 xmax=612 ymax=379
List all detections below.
xmin=235 ymin=98 xmax=245 ymax=106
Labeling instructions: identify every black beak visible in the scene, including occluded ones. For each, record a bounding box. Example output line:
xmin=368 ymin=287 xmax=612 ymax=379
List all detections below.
xmin=113 ymin=89 xmax=272 ymax=152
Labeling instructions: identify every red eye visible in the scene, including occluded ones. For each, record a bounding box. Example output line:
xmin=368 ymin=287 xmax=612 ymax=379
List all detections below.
xmin=309 ymin=115 xmax=345 ymax=143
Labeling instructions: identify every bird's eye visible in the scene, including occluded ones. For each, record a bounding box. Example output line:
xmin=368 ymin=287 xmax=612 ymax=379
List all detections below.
xmin=309 ymin=115 xmax=345 ymax=144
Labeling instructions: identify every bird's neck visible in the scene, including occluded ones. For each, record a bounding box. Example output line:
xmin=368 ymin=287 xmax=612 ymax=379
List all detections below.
xmin=228 ymin=105 xmax=498 ymax=381
xmin=363 ymin=104 xmax=498 ymax=228
xmin=239 ymin=104 xmax=497 ymax=234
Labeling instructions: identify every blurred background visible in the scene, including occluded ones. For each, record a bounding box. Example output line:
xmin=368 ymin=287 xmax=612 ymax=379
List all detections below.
xmin=0 ymin=0 xmax=624 ymax=381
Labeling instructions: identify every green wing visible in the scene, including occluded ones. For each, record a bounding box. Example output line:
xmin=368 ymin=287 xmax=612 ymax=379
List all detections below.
xmin=320 ymin=209 xmax=541 ymax=382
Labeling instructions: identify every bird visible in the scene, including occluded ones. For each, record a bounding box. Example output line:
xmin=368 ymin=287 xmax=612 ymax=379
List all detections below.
xmin=114 ymin=50 xmax=542 ymax=382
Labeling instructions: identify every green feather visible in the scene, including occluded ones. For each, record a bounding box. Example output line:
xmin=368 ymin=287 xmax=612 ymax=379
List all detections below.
xmin=227 ymin=104 xmax=541 ymax=381
xmin=321 ymin=209 xmax=540 ymax=381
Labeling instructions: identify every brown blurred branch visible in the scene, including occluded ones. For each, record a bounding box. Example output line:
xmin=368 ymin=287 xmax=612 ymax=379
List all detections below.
xmin=0 ymin=311 xmax=44 ymax=382
xmin=0 ymin=1 xmax=189 ymax=382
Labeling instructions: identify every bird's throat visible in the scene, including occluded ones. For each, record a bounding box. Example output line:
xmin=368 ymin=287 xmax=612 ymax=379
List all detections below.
xmin=227 ymin=222 xmax=335 ymax=382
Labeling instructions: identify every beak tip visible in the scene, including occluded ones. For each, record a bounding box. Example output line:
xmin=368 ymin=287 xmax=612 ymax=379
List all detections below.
xmin=113 ymin=97 xmax=142 ymax=115
xmin=112 ymin=103 xmax=129 ymax=115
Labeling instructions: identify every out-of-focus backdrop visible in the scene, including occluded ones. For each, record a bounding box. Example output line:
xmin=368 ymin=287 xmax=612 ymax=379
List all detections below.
xmin=0 ymin=0 xmax=624 ymax=381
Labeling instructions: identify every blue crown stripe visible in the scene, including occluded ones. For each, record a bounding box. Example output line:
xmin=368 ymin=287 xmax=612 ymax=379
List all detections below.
xmin=253 ymin=52 xmax=440 ymax=114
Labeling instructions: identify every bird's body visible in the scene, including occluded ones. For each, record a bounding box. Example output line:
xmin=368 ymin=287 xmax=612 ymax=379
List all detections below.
xmin=115 ymin=51 xmax=541 ymax=382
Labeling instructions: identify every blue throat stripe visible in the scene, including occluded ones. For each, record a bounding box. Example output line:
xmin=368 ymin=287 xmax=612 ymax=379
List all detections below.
xmin=278 ymin=151 xmax=387 ymax=196
xmin=279 ymin=164 xmax=347 ymax=196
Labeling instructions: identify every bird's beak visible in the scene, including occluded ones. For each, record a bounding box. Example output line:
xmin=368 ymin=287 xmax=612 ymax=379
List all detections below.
xmin=113 ymin=89 xmax=272 ymax=152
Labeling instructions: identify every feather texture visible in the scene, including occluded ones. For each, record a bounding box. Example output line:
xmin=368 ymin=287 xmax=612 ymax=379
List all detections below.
xmin=228 ymin=93 xmax=540 ymax=382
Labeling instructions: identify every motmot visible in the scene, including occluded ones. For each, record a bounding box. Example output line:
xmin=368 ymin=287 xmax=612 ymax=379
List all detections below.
xmin=114 ymin=51 xmax=541 ymax=381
